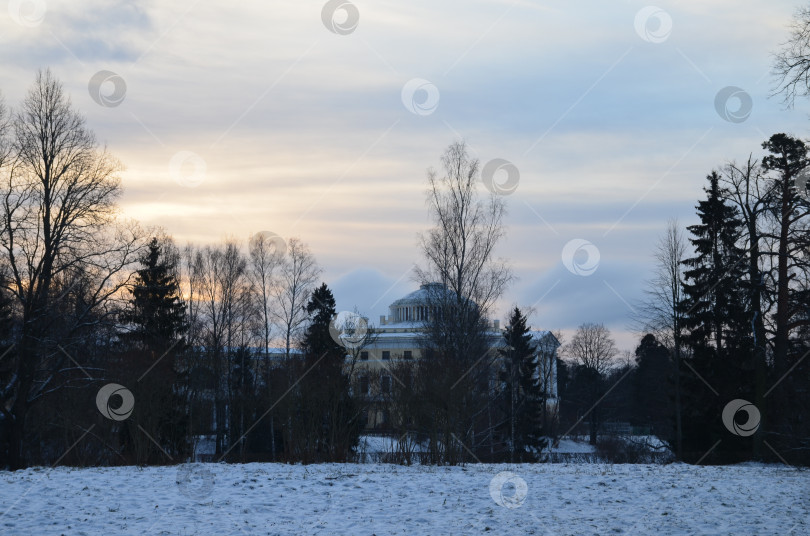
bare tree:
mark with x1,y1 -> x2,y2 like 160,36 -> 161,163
194,242 -> 236,455
721,158 -> 769,356
247,232 -> 284,459
176,240 -> 259,459
179,243 -> 207,456
566,323 -> 617,376
219,241 -> 252,353
272,237 -> 320,358
0,92 -> 11,169
222,242 -> 256,460
0,70 -> 143,468
632,219 -> 686,458
182,244 -> 204,348
416,140 -> 512,318
248,232 -> 284,360
414,140 -> 513,463
720,157 -> 772,457
772,7 -> 810,106
564,323 -> 618,445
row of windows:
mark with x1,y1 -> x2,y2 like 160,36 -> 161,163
360,350 -> 413,361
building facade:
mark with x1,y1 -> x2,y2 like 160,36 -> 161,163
350,283 -> 560,430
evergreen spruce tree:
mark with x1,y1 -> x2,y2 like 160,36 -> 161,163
680,172 -> 750,356
500,307 -> 547,462
303,283 -> 342,359
296,283 -> 359,462
119,237 -> 190,462
121,237 -> 187,351
679,172 -> 754,462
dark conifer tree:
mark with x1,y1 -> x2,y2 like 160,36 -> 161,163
631,334 -> 673,438
295,283 -> 359,462
679,172 -> 754,462
119,237 -> 190,462
680,172 -> 750,355
121,237 -> 187,351
303,283 -> 342,359
499,307 -> 547,462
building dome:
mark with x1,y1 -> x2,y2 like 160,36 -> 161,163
390,282 -> 448,308
386,282 -> 474,324
387,283 -> 441,323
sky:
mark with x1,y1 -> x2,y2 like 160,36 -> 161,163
1,0 -> 809,351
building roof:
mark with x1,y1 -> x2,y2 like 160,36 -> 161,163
390,282 -> 454,308
530,330 -> 561,350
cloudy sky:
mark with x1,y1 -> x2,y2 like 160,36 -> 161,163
2,0 -> 808,350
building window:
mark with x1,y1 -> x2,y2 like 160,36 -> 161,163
360,351 -> 368,361
403,350 -> 412,360
381,375 -> 392,394
382,350 -> 390,360
359,376 -> 369,395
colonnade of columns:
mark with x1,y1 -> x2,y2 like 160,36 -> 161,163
395,305 -> 431,322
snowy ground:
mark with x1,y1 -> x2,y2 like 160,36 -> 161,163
1,462 -> 807,535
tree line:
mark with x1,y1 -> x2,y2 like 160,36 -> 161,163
0,73 -> 557,469
629,134 -> 810,465
0,69 -> 359,468
558,135 -> 810,465
2,56 -> 807,469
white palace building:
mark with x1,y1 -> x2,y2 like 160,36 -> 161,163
350,283 -> 560,430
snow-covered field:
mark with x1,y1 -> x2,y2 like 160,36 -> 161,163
1,462 -> 807,535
